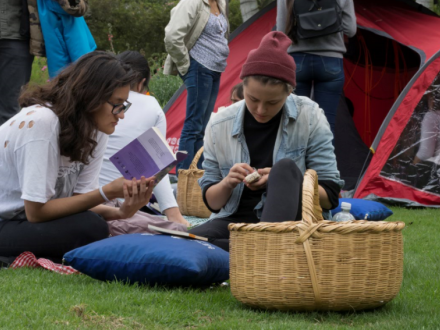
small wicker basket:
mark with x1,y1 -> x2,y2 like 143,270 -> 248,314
177,147 -> 212,218
229,170 -> 405,311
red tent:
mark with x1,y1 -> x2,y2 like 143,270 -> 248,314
164,0 -> 440,207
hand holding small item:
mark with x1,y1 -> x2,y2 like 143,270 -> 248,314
224,163 -> 254,189
245,167 -> 271,191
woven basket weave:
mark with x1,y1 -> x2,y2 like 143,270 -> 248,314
177,147 -> 212,218
229,170 -> 405,311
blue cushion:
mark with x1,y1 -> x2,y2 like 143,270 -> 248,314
63,234 -> 229,286
331,198 -> 393,220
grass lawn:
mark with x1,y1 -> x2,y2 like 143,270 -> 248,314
1,207 -> 439,330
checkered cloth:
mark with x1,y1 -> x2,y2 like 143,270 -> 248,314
183,216 -> 210,227
10,252 -> 79,275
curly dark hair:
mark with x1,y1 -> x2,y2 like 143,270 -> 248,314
19,51 -> 136,164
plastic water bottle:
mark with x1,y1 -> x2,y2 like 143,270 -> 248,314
332,202 -> 355,222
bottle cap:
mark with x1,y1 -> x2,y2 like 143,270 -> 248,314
341,202 -> 351,210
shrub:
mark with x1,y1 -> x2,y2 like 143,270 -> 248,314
86,0 -> 177,58
30,57 -> 49,85
148,53 -> 183,108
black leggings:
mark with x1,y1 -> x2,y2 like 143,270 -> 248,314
0,211 -> 109,263
189,159 -> 303,252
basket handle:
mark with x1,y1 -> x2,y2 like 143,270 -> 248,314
301,169 -> 324,225
189,147 -> 204,170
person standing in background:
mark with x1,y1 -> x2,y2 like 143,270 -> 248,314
0,0 -> 34,125
0,0 -> 93,125
277,0 -> 356,136
164,0 -> 230,171
36,0 -> 95,78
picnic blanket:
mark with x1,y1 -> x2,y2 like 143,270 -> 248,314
184,216 -> 210,227
10,252 -> 79,275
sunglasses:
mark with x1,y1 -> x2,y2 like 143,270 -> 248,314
107,100 -> 132,115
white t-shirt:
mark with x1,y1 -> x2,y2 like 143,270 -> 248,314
99,91 -> 178,212
0,105 -> 108,220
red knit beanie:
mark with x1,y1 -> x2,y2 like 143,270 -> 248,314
240,31 -> 296,87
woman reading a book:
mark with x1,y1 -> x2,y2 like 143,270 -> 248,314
0,52 -> 157,263
189,32 -> 343,251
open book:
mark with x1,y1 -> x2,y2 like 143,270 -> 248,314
110,127 -> 187,184
148,225 -> 208,241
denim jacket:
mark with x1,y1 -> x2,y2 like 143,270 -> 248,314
199,94 -> 344,220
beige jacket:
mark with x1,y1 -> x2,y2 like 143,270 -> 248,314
164,0 -> 229,76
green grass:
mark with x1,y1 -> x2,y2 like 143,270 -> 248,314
30,57 -> 49,86
1,207 -> 439,329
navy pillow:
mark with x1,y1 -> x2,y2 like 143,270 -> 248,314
63,234 -> 229,286
331,198 -> 393,220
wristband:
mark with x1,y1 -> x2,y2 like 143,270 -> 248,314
99,186 -> 111,203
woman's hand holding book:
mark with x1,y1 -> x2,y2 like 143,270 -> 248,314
113,176 -> 155,219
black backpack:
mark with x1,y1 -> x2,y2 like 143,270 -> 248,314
293,0 -> 343,39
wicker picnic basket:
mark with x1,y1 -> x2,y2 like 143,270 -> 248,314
229,170 -> 405,311
177,147 -> 212,218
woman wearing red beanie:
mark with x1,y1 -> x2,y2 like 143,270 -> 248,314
189,32 -> 343,252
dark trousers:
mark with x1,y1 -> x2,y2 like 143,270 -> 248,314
0,39 -> 34,125
189,159 -> 304,252
176,57 -> 221,172
0,211 -> 109,263
290,52 -> 344,136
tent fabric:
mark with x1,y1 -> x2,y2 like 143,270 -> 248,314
352,0 -> 440,206
343,34 -> 419,147
354,56 -> 440,205
164,0 -> 440,206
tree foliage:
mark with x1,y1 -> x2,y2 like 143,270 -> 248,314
86,0 -> 245,57
84,0 -> 246,107
86,0 -> 178,57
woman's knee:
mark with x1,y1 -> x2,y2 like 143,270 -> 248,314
269,159 -> 303,187
272,158 -> 301,174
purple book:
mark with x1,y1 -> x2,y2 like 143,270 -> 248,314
110,127 -> 187,184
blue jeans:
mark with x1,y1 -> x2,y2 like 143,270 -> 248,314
290,53 -> 344,135
177,57 -> 221,172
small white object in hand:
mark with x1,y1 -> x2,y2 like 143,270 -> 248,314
244,170 -> 261,184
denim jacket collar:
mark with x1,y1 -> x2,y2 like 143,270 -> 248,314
231,97 -> 299,138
